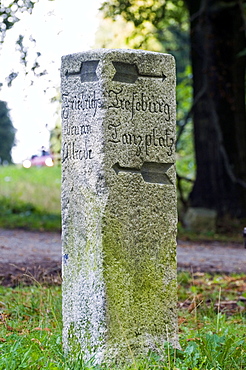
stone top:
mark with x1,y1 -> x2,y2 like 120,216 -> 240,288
61,49 -> 176,182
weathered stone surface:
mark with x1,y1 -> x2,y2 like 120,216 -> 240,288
61,49 -> 178,364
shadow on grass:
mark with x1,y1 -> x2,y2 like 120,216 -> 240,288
0,196 -> 61,232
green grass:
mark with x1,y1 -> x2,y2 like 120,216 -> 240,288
0,165 -> 61,231
0,273 -> 245,369
0,164 -> 244,242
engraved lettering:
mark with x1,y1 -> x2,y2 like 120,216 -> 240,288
62,91 -> 103,118
62,93 -> 69,119
62,89 -> 171,122
65,124 -> 91,135
108,122 -> 175,156
108,88 -> 123,109
107,89 -> 170,120
61,141 -> 93,163
108,122 -> 121,143
164,104 -> 170,121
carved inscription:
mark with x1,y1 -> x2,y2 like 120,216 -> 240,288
62,141 -> 92,163
62,89 -> 171,120
62,92 -> 103,119
61,90 -> 97,163
108,122 -> 174,156
108,88 -> 170,120
64,124 -> 91,135
62,66 -> 174,165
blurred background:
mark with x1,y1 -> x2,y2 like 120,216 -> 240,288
0,0 -> 245,239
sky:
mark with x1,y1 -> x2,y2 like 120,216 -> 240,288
0,0 -> 102,163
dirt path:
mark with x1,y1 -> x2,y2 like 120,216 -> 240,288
177,239 -> 246,274
0,228 -> 61,286
0,228 -> 245,286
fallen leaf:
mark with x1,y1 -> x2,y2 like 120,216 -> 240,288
31,338 -> 44,350
178,317 -> 187,325
0,313 -> 10,322
31,338 -> 42,345
32,327 -> 51,332
186,337 -> 201,342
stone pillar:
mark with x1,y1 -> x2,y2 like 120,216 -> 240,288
61,49 -> 178,364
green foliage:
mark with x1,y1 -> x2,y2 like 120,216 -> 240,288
100,0 -> 189,75
176,66 -> 195,210
0,101 -> 16,164
0,0 -> 37,43
0,165 -> 61,231
14,34 -> 47,82
0,274 -> 245,369
0,0 -> 48,86
176,68 -> 194,178
0,196 -> 60,231
48,90 -> 62,164
99,0 -> 193,211
50,122 -> 62,164
101,0 -> 167,28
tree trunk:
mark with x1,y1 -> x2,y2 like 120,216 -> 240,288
186,0 -> 246,218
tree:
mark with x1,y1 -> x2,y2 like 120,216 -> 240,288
100,0 -> 246,220
185,0 -> 246,219
0,0 -> 39,43
0,101 -> 16,164
100,0 -> 190,76
0,0 -> 47,87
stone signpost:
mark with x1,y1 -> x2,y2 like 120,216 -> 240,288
61,49 -> 178,364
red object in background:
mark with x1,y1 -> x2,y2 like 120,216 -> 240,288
23,151 -> 54,168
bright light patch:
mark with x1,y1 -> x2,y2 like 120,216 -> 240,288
45,157 -> 54,167
22,159 -> 32,168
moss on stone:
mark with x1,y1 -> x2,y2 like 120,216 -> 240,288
102,210 -> 178,358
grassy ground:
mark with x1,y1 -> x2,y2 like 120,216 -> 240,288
0,165 -> 245,368
0,272 -> 245,369
0,165 -> 61,232
0,164 -> 244,241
